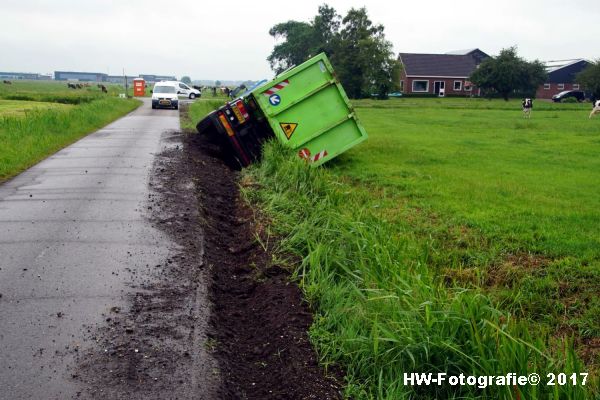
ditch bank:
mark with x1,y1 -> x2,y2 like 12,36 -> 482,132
73,106 -> 341,398
184,110 -> 343,399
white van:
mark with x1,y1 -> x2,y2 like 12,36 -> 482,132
162,81 -> 201,99
151,83 -> 179,110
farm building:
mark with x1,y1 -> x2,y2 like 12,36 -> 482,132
0,72 -> 51,80
139,74 -> 177,83
535,59 -> 591,99
398,49 -> 489,96
54,71 -> 108,82
106,75 -> 136,85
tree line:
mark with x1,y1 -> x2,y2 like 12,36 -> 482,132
267,5 -> 400,99
268,6 -> 600,101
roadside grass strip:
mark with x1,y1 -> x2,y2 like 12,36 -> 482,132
0,98 -> 140,181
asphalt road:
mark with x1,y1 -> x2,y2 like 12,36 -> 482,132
0,99 -> 213,399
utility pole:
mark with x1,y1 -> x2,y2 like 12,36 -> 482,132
123,68 -> 129,98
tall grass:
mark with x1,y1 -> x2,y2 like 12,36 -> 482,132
243,141 -> 594,399
0,98 -> 140,181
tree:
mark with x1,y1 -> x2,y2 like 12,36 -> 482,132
267,21 -> 315,74
331,7 -> 398,99
215,80 -> 221,87
311,4 -> 341,57
577,60 -> 600,100
267,5 -> 398,98
469,47 -> 547,100
181,76 -> 192,84
267,6 -> 341,74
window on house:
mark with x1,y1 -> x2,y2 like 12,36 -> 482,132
558,83 -> 564,90
412,80 -> 429,92
544,83 -> 551,90
400,80 -> 404,92
453,81 -> 462,91
573,84 -> 580,90
464,82 -> 472,91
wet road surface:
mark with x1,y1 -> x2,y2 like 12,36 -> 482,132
0,99 -> 215,399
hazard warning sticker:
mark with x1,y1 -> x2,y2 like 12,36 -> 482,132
279,122 -> 298,140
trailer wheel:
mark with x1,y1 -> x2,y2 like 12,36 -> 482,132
189,93 -> 196,100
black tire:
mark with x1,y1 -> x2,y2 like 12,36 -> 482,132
189,93 -> 196,100
174,105 -> 179,110
152,104 -> 156,109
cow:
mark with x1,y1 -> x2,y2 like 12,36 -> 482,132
522,98 -> 533,118
3,80 -> 12,84
68,83 -> 77,89
99,84 -> 108,93
590,100 -> 600,119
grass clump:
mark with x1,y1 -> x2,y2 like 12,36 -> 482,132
243,141 -> 595,399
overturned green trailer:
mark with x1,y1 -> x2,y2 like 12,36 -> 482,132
196,53 -> 368,168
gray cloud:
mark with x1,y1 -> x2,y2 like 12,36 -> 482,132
1,0 -> 598,80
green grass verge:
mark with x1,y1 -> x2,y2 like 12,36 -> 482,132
0,97 -> 140,181
0,99 -> 73,116
244,141 -> 595,399
180,98 -> 228,131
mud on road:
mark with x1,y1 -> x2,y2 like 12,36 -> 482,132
74,107 -> 342,399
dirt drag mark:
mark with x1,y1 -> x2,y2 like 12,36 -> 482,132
74,130 -> 219,399
185,110 -> 342,398
73,104 -> 342,398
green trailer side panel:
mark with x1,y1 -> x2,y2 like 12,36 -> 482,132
251,53 -> 367,165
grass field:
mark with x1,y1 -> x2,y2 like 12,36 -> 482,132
188,96 -> 600,398
0,80 -> 140,181
336,98 -> 600,339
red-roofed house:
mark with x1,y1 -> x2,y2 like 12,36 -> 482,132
398,49 -> 489,96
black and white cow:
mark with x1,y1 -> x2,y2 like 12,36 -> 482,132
522,98 -> 533,118
589,100 -> 600,119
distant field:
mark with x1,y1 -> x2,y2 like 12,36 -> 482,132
0,80 -> 140,181
0,79 -> 146,102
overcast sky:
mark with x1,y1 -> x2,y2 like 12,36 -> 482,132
1,0 -> 598,81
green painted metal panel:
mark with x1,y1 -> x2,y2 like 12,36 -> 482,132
250,53 -> 367,165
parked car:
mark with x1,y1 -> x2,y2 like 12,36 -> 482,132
151,83 -> 179,109
161,81 -> 201,99
552,90 -> 585,102
370,92 -> 403,99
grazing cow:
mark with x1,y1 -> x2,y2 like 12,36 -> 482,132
99,84 -> 107,93
590,100 -> 600,119
68,83 -> 77,89
3,80 -> 12,84
522,98 -> 533,118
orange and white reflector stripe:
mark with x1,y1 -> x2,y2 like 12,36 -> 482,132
263,80 -> 289,96
298,148 -> 311,160
311,150 -> 328,162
